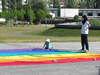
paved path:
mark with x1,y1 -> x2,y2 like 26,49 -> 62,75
56,22 -> 79,25
0,42 -> 100,75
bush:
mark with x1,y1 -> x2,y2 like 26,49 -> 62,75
47,14 -> 52,19
73,15 -> 79,20
65,17 -> 68,20
0,21 -> 6,26
78,22 -> 82,26
89,19 -> 100,26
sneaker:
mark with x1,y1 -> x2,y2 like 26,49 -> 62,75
86,49 -> 89,51
79,49 -> 85,52
79,49 -> 84,51
81,50 -> 86,52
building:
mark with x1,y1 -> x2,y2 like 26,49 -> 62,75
0,0 -> 12,12
51,8 -> 100,18
51,8 -> 60,17
79,9 -> 100,17
1,0 -> 100,18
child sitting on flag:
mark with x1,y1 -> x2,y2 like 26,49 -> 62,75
43,39 -> 52,50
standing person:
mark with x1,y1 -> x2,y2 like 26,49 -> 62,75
81,15 -> 91,51
16,21 -> 17,26
24,21 -> 25,26
13,22 -> 15,26
27,22 -> 29,27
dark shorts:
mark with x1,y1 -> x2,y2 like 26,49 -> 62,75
45,47 -> 48,49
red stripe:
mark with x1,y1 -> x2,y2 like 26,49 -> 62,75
0,57 -> 100,66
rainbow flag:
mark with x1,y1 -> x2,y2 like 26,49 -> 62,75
0,48 -> 100,66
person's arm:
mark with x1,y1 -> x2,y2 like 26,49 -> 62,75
43,44 -> 45,50
85,23 -> 91,30
48,43 -> 50,50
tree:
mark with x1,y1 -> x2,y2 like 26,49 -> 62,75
75,1 -> 79,8
27,0 -> 32,9
47,14 -> 52,19
53,0 -> 60,8
0,13 -> 1,17
32,0 -> 50,22
10,0 -> 17,10
18,9 -> 26,20
66,0 -> 79,8
65,0 -> 68,8
32,0 -> 50,14
2,0 -> 7,11
27,0 -> 35,25
48,1 -> 51,8
85,0 -> 95,8
10,0 -> 25,22
17,0 -> 23,10
27,9 -> 36,25
11,0 -> 23,10
79,0 -> 87,8
0,11 -> 11,24
36,10 -> 46,23
95,0 -> 100,8
9,10 -> 19,22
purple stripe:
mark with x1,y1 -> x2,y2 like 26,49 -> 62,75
0,48 -> 43,51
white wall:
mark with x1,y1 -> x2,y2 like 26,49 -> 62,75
60,8 -> 79,17
0,18 -> 6,22
22,0 -> 27,5
50,12 -> 55,18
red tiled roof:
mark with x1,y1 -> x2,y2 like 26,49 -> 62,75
50,0 -> 65,2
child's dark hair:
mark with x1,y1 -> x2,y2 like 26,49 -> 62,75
82,15 -> 88,24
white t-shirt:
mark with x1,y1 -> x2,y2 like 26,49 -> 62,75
81,21 -> 89,34
27,22 -> 29,25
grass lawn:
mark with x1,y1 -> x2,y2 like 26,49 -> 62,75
0,25 -> 47,33
27,28 -> 100,37
0,25 -> 100,43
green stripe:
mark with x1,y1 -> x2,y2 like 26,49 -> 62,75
0,52 -> 82,57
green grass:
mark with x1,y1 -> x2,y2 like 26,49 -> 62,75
0,25 -> 48,33
34,28 -> 100,37
0,26 -> 100,43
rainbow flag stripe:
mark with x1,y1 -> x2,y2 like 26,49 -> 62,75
0,48 -> 100,66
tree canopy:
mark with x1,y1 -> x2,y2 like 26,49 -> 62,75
53,0 -> 60,8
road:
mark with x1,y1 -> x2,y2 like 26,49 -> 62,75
0,42 -> 100,75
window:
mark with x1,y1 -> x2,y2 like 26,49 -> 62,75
93,11 -> 97,16
97,11 -> 100,16
7,5 -> 9,7
88,11 -> 92,16
54,10 -> 57,16
98,11 -> 100,13
79,13 -> 83,16
51,10 -> 54,13
98,13 -> 100,16
79,10 -> 83,16
83,11 -> 87,16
